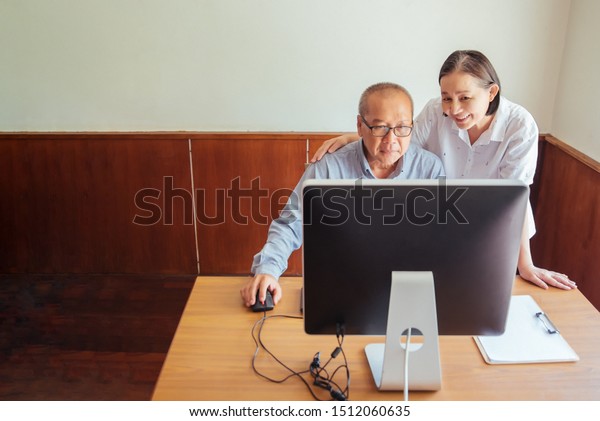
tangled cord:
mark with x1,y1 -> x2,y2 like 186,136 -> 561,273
251,313 -> 349,401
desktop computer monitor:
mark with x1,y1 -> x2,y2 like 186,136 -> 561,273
301,179 -> 529,390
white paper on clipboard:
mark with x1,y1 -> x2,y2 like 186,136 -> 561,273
474,295 -> 579,364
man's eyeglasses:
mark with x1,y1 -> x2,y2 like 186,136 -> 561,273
360,115 -> 413,137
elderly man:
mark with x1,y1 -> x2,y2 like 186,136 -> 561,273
241,82 -> 444,307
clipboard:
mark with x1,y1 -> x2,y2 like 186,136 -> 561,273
474,295 -> 579,364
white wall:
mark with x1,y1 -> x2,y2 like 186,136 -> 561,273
552,0 -> 600,162
0,0 -> 569,133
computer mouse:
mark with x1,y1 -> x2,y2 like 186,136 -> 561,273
252,290 -> 274,312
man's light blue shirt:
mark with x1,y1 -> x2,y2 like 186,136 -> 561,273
251,140 -> 445,278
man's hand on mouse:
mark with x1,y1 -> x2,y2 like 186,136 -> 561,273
241,274 -> 282,307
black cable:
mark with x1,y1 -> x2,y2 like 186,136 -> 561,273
251,313 -> 326,400
251,311 -> 350,401
308,341 -> 349,400
316,326 -> 350,400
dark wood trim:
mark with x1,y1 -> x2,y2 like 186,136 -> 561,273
532,134 -> 600,310
542,134 -> 600,172
0,131 -> 339,141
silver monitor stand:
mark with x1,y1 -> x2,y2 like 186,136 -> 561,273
365,271 -> 442,391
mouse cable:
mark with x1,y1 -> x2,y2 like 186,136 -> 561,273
251,312 -> 349,401
256,313 -> 349,401
251,313 -> 327,400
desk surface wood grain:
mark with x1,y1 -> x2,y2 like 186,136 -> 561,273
152,276 -> 600,401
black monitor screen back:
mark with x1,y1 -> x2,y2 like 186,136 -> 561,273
302,179 -> 528,336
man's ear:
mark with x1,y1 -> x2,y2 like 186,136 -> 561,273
356,114 -> 363,135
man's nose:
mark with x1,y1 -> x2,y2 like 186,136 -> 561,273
382,128 -> 398,142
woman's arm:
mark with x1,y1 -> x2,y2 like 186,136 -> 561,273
310,133 -> 359,162
517,212 -> 577,290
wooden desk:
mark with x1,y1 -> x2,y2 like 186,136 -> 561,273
152,276 -> 600,400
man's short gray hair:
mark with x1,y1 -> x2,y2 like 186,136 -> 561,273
358,82 -> 414,118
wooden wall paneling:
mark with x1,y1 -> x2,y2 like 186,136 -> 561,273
0,134 -> 197,274
191,134 -> 332,275
529,136 -> 547,211
531,136 -> 600,310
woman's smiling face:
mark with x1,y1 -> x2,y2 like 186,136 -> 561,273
439,71 -> 499,134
